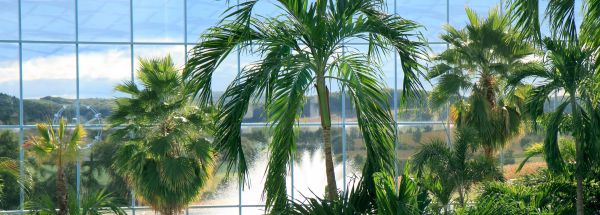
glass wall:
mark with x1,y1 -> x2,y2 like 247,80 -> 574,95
0,0 -> 551,214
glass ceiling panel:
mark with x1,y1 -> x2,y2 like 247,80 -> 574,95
22,0 -> 76,41
0,0 -> 19,40
133,0 -> 185,42
79,0 -> 131,42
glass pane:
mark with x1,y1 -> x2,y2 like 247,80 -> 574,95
398,0 -> 447,42
397,124 -> 451,169
398,44 -> 446,122
22,0 -> 75,41
133,0 -> 184,42
79,128 -> 130,207
187,207 -> 239,215
0,129 -> 21,210
0,0 -> 19,40
78,0 -> 130,42
134,45 -> 185,73
345,125 -> 365,185
186,0 -> 225,42
192,165 -> 239,206
0,43 -> 20,125
242,206 -> 267,215
22,43 -> 76,124
293,126 -> 343,201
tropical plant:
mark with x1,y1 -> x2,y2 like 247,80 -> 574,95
428,7 -> 537,159
28,189 -> 126,215
373,167 -> 429,215
109,56 -> 215,215
24,118 -> 87,215
507,1 -> 600,213
506,37 -> 600,215
184,0 -> 427,211
412,127 -> 503,212
0,158 -> 20,200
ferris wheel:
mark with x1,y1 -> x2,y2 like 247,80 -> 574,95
52,104 -> 103,149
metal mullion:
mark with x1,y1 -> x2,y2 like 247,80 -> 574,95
129,0 -> 136,214
393,0 -> 399,186
75,0 -> 82,207
18,0 -> 25,212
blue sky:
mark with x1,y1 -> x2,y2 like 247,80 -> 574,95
0,0 -> 572,99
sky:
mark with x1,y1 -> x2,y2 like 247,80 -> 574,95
0,0 -> 568,99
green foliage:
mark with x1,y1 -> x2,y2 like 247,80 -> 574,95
27,189 -> 126,215
286,168 -> 428,215
286,179 -> 374,215
0,130 -> 21,209
185,0 -> 428,210
110,56 -> 215,215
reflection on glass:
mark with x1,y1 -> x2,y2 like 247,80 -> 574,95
22,0 -> 75,41
0,43 -> 19,125
241,127 -> 269,204
345,125 -> 365,183
293,126 -> 343,201
79,0 -> 130,42
133,0 -> 184,42
22,44 -> 76,124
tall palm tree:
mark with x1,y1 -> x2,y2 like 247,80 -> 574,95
184,0 -> 427,210
109,56 -> 215,215
507,38 -> 600,215
428,7 -> 537,159
412,127 -> 503,212
507,1 -> 600,213
25,118 -> 87,215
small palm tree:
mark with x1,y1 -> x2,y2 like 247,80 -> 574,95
28,189 -> 126,215
412,127 -> 503,212
184,0 -> 427,210
428,7 -> 537,158
25,118 -> 87,215
109,56 -> 215,215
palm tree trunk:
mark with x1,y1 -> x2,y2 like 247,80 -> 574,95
315,78 -> 338,199
57,156 -> 68,215
570,95 -> 584,215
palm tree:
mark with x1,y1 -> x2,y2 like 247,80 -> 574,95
184,0 -> 427,210
428,7 -> 537,159
412,127 -> 503,212
507,1 -> 600,213
109,56 -> 215,215
25,118 -> 87,215
506,37 -> 600,215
